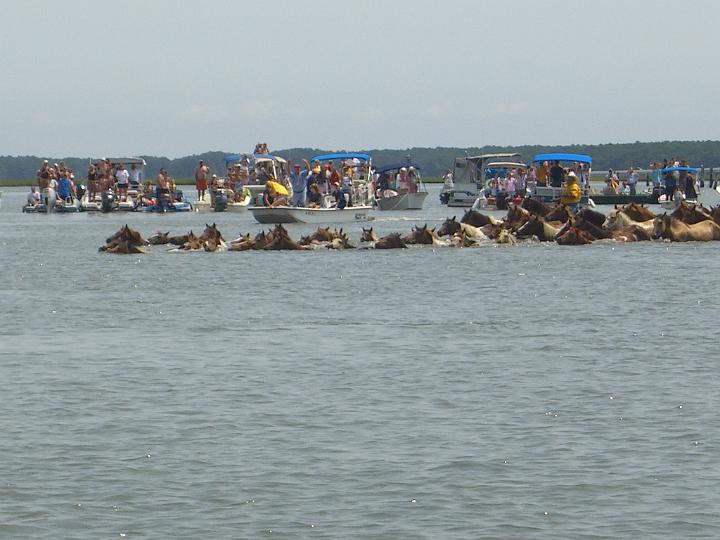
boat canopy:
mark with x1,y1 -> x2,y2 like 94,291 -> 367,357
225,153 -> 287,166
662,167 -> 699,173
97,157 -> 146,166
484,161 -> 528,169
376,163 -> 421,174
533,153 -> 592,164
311,153 -> 371,162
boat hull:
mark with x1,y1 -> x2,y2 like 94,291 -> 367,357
250,205 -> 374,224
589,194 -> 655,205
376,192 -> 428,211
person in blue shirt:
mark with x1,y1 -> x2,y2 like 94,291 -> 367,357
57,173 -> 74,202
289,163 -> 308,207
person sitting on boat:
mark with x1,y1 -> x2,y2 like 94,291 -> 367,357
26,186 -> 40,207
604,169 -> 619,194
560,171 -> 582,211
142,180 -> 155,206
306,182 -> 322,208
331,182 -> 352,209
57,171 -> 75,202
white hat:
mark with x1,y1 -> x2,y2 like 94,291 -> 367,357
400,167 -> 407,171
567,171 -> 577,180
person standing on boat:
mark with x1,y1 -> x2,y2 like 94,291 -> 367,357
627,166 -> 639,195
289,163 -> 307,207
195,160 -> 209,202
536,161 -> 549,186
129,163 -> 142,191
115,164 -> 130,201
549,161 -> 565,188
442,169 -> 454,188
560,171 -> 582,211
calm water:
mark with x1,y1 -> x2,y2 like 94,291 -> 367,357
1,185 -> 720,539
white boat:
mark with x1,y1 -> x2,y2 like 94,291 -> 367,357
377,191 -> 428,211
374,161 -> 428,211
195,188 -> 252,213
444,153 -> 523,207
250,204 -> 373,224
657,166 -> 702,210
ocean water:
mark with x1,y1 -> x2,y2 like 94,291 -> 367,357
1,185 -> 720,539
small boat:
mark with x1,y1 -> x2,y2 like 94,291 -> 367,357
587,192 -> 656,206
250,152 -> 374,224
374,162 -> 428,211
195,189 -> 252,213
444,153 -> 524,207
250,205 -> 373,224
527,152 -> 592,206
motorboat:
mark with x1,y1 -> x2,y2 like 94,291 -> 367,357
249,152 -> 374,224
527,152 -> 592,205
251,204 -> 373,224
443,153 -> 523,207
374,162 -> 428,211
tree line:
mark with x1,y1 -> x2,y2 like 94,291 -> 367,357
2,140 -> 720,181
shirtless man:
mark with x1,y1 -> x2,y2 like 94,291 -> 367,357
156,168 -> 171,211
195,160 -> 209,202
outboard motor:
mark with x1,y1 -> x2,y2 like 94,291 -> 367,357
215,189 -> 228,211
76,184 -> 86,201
496,192 -> 508,210
101,190 -> 115,213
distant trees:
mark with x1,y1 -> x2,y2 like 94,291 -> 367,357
3,140 -> 720,181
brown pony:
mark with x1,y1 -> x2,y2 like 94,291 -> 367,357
148,231 -> 170,245
652,213 -> 720,242
620,202 -> 656,222
264,224 -> 306,250
504,205 -> 531,231
544,204 -> 572,223
360,227 -> 378,244
300,226 -> 334,245
516,215 -> 562,241
522,197 -> 551,216
229,233 -> 254,251
374,232 -> 407,249
402,224 -> 445,246
461,209 -> 497,227
556,226 -> 594,245
101,225 -> 147,253
179,231 -> 203,250
670,201 -> 713,225
436,217 -> 488,240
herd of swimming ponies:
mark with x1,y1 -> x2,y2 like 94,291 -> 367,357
99,200 -> 720,254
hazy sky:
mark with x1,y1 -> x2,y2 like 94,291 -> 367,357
1,0 -> 717,157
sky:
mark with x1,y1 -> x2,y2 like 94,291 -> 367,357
1,0 -> 718,157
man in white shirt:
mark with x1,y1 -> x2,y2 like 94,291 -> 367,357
115,164 -> 130,201
129,163 -> 142,191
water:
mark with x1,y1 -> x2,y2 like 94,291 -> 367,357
1,185 -> 720,539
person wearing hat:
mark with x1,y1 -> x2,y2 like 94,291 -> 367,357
195,160 -> 209,202
560,171 -> 582,211
289,162 -> 308,207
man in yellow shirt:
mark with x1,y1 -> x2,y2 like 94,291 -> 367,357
560,171 -> 582,211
